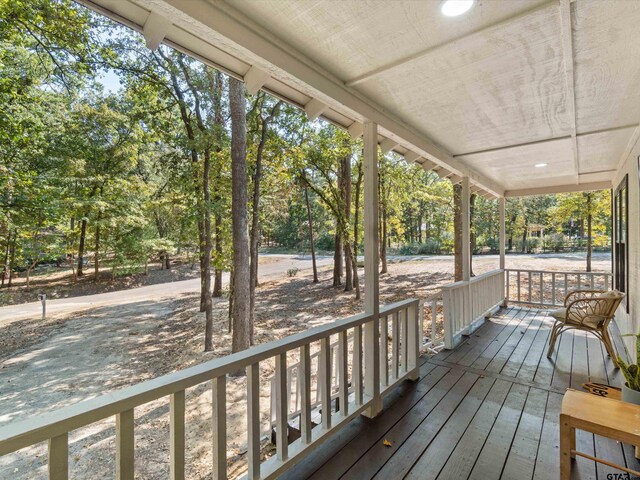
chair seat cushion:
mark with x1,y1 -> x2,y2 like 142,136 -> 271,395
550,307 -> 600,328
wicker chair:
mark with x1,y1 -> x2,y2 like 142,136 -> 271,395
547,290 -> 625,360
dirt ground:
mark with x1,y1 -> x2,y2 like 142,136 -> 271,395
0,253 -> 610,479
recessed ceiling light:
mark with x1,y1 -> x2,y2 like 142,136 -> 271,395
441,0 -> 474,17
535,163 -> 548,168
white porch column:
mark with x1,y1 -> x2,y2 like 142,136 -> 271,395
499,196 -> 507,306
461,177 -> 471,282
363,121 -> 381,417
499,197 -> 506,270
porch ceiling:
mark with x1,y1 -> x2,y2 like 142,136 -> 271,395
81,0 -> 640,197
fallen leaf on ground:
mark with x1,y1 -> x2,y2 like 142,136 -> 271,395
383,439 -> 393,447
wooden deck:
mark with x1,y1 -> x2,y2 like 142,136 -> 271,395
280,306 -> 640,480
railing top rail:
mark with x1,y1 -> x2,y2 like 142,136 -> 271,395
504,268 -> 612,276
469,268 -> 504,283
441,268 -> 504,291
0,298 -> 418,456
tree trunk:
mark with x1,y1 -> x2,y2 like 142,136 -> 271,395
202,148 -> 214,352
586,194 -> 592,272
304,184 -> 319,283
453,183 -> 463,281
333,229 -> 342,287
198,215 -> 206,312
230,77 -> 252,354
94,223 -> 100,280
521,218 -> 528,253
1,230 -> 11,287
213,212 -> 223,297
77,217 -> 87,277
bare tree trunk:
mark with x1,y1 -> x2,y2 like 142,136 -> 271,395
521,217 -> 528,253
213,211 -> 223,297
304,184 -> 319,283
94,223 -> 100,280
197,217 -> 206,311
333,229 -> 343,287
1,230 -> 11,287
202,148 -> 214,351
230,77 -> 252,353
453,183 -> 463,281
77,217 -> 87,277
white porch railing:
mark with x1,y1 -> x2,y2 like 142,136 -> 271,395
505,269 -> 613,307
0,299 -> 420,480
269,299 -> 422,433
442,269 -> 505,349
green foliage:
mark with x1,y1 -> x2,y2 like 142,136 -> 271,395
618,334 -> 640,391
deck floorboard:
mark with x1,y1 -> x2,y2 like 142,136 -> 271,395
284,307 -> 639,480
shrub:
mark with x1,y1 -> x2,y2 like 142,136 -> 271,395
287,268 -> 298,277
544,233 -> 565,253
526,237 -> 540,253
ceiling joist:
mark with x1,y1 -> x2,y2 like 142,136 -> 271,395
379,138 -> 399,155
244,66 -> 270,95
559,0 -> 579,183
304,98 -> 328,121
142,11 -> 171,50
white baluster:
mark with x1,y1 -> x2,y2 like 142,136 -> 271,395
247,364 -> 260,479
212,376 -> 227,479
353,325 -> 363,406
116,409 -> 135,480
48,433 -> 68,480
275,353 -> 288,461
170,391 -> 185,480
338,331 -> 348,416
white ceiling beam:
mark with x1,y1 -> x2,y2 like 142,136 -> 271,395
453,124 -> 638,158
344,2 -> 553,87
304,98 -> 328,121
142,11 -> 171,50
559,0 -> 579,183
505,181 -> 612,198
144,0 -> 504,197
348,121 -> 364,139
379,138 -> 399,155
244,65 -> 270,95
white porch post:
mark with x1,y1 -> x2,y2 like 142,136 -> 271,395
461,177 -> 471,282
363,121 -> 381,417
499,196 -> 507,306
